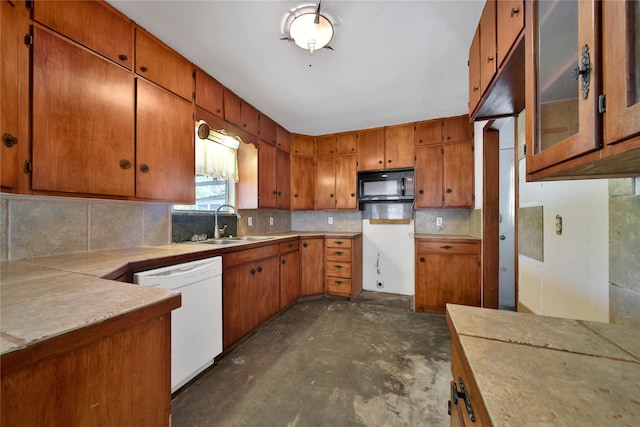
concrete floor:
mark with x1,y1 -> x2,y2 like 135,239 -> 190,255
171,291 -> 452,426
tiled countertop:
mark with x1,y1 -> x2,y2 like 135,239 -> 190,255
0,232 -> 359,356
446,304 -> 640,425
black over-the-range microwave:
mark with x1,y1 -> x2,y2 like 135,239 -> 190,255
357,168 -> 415,202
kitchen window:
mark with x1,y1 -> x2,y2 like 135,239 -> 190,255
174,123 -> 239,211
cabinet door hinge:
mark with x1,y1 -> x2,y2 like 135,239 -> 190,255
24,160 -> 32,174
192,70 -> 196,79
24,33 -> 33,47
598,94 -> 606,113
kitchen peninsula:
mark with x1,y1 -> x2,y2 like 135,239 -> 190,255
447,304 -> 640,426
0,232 -> 360,426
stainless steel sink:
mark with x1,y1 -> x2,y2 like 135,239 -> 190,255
226,236 -> 273,242
196,236 -> 273,245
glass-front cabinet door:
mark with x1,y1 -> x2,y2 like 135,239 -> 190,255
525,0 -> 601,174
603,0 -> 640,146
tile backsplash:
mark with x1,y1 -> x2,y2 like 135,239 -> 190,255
1,193 -> 171,260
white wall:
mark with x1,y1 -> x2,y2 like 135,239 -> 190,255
518,159 -> 609,322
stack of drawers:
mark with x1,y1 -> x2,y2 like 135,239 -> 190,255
325,238 -> 353,298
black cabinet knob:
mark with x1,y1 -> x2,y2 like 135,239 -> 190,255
139,66 -> 148,72
257,266 -> 263,273
118,54 -> 128,61
139,164 -> 150,173
303,243 -> 308,248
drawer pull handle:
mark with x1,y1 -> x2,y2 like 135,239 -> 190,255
288,243 -> 294,248
441,245 -> 453,250
335,251 -> 343,255
334,280 -> 343,285
510,6 -> 520,17
334,241 -> 344,245
335,265 -> 344,269
452,378 -> 475,422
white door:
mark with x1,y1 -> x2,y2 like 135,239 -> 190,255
499,121 -> 516,309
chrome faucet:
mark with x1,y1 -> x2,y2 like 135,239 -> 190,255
214,204 -> 241,239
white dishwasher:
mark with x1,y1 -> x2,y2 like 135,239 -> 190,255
134,256 -> 222,393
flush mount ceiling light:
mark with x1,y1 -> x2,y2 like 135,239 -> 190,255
281,2 -> 335,55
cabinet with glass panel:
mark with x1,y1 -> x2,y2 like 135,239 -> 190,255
525,0 -> 640,181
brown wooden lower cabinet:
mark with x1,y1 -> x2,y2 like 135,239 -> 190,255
449,336 -> 490,426
325,235 -> 363,301
279,240 -> 300,309
222,245 -> 279,349
415,238 -> 481,314
300,237 -> 325,296
0,299 -> 178,427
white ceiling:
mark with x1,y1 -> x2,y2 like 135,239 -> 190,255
107,1 -> 484,136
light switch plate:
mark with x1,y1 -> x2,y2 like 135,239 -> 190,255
269,217 -> 274,226
328,216 -> 334,225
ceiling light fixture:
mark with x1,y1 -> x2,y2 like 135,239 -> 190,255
281,2 -> 335,55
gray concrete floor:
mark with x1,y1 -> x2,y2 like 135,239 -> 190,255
172,291 -> 452,426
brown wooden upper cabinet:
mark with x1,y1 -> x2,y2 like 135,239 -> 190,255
316,135 -> 337,157
523,0 -> 640,180
33,0 -> 134,70
468,0 -> 525,120
290,155 -> 315,210
291,134 -> 315,157
259,114 -> 278,145
336,132 -> 357,154
525,0 -> 601,176
384,123 -> 415,169
479,0 -> 497,96
195,69 -> 224,118
414,115 -> 474,209
223,90 -> 259,137
468,26 -> 482,115
497,0 -> 524,68
356,128 -> 385,171
415,115 -> 473,146
136,79 -> 195,203
276,125 -> 291,153
357,126 -> 413,171
135,28 -> 193,101
223,88 -> 241,127
1,1 -> 29,193
240,102 -> 259,136
31,27 -> 136,197
602,0 -> 640,148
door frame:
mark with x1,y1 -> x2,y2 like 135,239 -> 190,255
482,119 -> 519,310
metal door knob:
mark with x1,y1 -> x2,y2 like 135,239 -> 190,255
499,234 -> 506,240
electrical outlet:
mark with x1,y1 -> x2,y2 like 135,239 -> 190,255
248,217 -> 253,227
436,217 -> 443,227
269,217 -> 274,226
328,216 -> 333,225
